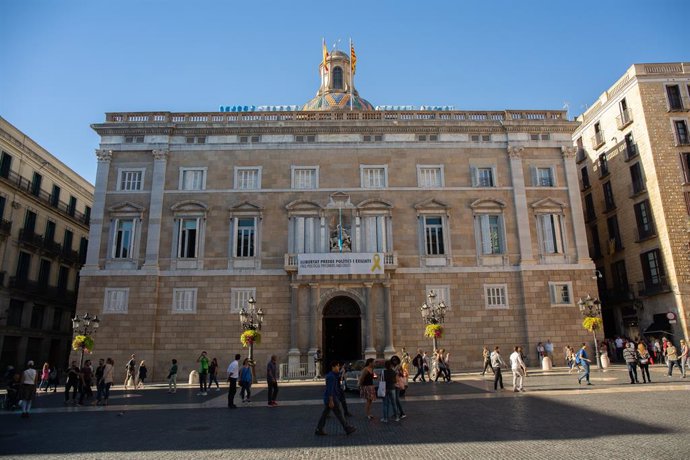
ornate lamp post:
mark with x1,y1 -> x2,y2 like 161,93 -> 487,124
578,294 -> 603,370
239,296 -> 264,383
420,290 -> 447,351
71,313 -> 100,367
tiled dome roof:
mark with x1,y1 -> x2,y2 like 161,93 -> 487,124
303,92 -> 374,111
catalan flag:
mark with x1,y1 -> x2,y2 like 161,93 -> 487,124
350,41 -> 357,75
322,38 -> 329,72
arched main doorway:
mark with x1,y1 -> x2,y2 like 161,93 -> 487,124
322,296 -> 362,366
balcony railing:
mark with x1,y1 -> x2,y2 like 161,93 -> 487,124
637,276 -> 671,297
9,276 -> 77,305
616,109 -> 633,129
284,252 -> 398,272
602,286 -> 635,304
591,131 -> 605,149
0,169 -> 90,226
623,144 -> 638,161
18,228 -> 83,265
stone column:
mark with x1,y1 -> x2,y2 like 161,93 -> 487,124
507,146 -> 534,264
142,150 -> 168,270
383,282 -> 396,357
83,149 -> 112,270
363,283 -> 376,359
562,146 -> 591,263
288,283 -> 301,375
307,283 -> 319,375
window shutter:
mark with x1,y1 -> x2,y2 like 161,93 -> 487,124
541,215 -> 555,253
470,166 -> 477,187
550,167 -> 556,187
480,215 -> 492,254
553,215 -> 564,253
530,166 -> 538,186
491,167 -> 497,187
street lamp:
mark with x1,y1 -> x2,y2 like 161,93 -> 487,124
577,294 -> 603,370
71,312 -> 101,367
420,290 -> 447,351
239,296 -> 264,383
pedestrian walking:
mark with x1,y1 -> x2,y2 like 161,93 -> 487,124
481,346 -> 493,376
227,353 -> 240,408
381,360 -> 400,423
358,358 -> 376,420
136,360 -> 147,389
124,354 -> 136,389
47,366 -> 58,393
412,349 -> 426,382
422,351 -> 431,381
239,358 -> 252,403
314,361 -> 356,436
623,342 -> 640,384
680,339 -> 688,378
266,355 -> 279,407
509,346 -> 527,392
653,338 -> 662,364
665,341 -> 681,377
490,346 -> 506,391
167,359 -> 178,393
615,336 -> 624,362
576,343 -> 592,385
18,360 -> 38,418
637,343 -> 652,383
545,339 -> 555,363
64,361 -> 80,404
196,351 -> 210,396
209,358 -> 221,391
95,359 -> 105,404
101,358 -> 114,406
38,363 -> 50,391
78,360 -> 94,405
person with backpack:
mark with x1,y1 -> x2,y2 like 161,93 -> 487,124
239,358 -> 253,403
576,343 -> 592,385
412,349 -> 425,382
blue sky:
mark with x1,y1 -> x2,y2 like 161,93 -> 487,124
1,0 -> 688,184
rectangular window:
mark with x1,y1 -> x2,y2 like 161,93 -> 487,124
112,219 -> 135,258
640,249 -> 665,289
292,167 -> 318,189
295,135 -> 316,143
234,167 -> 261,190
24,210 -> 37,234
471,167 -> 495,187
685,191 -> 690,215
611,260 -> 629,293
57,266 -> 69,291
603,181 -> 616,211
31,172 -> 42,196
607,216 -> 623,252
533,167 -> 555,187
477,214 -> 504,254
634,200 -> 655,240
423,216 -> 445,255
30,305 -> 44,329
44,221 -> 56,243
50,185 -> 61,207
590,224 -> 602,258
37,259 -> 51,287
363,215 -> 388,252
630,163 -> 645,195
118,169 -> 144,191
68,196 -> 76,216
363,134 -> 383,143
584,194 -> 596,222
624,133 -> 637,160
7,299 -> 24,327
16,251 -> 31,281
239,135 -> 261,143
592,122 -> 604,148
471,134 -> 491,142
124,136 -> 144,143
84,206 -> 91,224
549,282 -> 572,305
485,284 -> 508,309
581,166 -> 590,189
667,85 -> 683,110
230,288 -> 256,313
675,120 -> 689,145
418,166 -> 443,188
180,168 -> 206,190
52,309 -> 63,332
235,218 -> 256,257
63,230 -> 73,252
104,288 -> 129,314
425,285 -> 451,309
291,216 -> 318,253
681,153 -> 690,183
177,218 -> 199,258
0,195 -> 5,220
0,151 -> 12,178
361,166 -> 387,188
599,153 -> 609,177
538,214 -> 564,254
172,288 -> 197,314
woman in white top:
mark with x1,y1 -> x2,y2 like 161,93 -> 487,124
19,360 -> 38,418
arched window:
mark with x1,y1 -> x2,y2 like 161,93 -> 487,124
332,67 -> 343,90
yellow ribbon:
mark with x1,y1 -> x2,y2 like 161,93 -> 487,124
371,253 -> 383,272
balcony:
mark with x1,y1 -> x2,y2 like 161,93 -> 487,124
0,169 -> 90,226
9,276 -> 77,305
637,276 -> 671,297
629,180 -> 647,197
284,252 -> 398,272
18,229 -> 82,266
576,148 -> 587,164
616,109 -> 633,130
602,285 -> 635,304
635,226 -> 657,242
591,131 -> 605,150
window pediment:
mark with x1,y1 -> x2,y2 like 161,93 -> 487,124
531,197 -> 567,213
357,198 -> 393,210
228,201 -> 263,218
470,198 -> 506,212
414,198 -> 450,215
326,192 -> 354,209
171,200 -> 208,217
285,199 -> 322,212
108,201 -> 145,216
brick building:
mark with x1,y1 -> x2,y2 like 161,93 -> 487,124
79,50 -> 595,379
573,62 -> 690,341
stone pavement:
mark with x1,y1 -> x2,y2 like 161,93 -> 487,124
1,364 -> 689,459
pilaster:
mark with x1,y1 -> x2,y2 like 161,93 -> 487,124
83,149 -> 112,270
142,150 -> 168,270
507,146 -> 535,264
383,282 -> 395,356
363,283 -> 376,358
562,146 -> 591,263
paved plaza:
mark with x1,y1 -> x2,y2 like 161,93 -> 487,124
1,364 -> 689,459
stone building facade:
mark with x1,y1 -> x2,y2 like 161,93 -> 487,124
79,51 -> 595,379
573,62 -> 690,341
0,116 -> 94,371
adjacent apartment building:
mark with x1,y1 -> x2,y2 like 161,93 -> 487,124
79,50 -> 595,379
573,62 -> 690,341
0,116 -> 94,371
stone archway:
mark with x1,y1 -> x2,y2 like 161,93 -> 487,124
322,296 -> 362,366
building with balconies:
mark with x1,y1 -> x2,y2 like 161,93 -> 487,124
78,50 -> 595,379
0,116 -> 94,372
573,62 -> 690,341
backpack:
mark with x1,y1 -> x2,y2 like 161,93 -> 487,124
413,355 -> 421,367
575,350 -> 582,364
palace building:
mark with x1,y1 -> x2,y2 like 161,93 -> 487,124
79,49 -> 595,379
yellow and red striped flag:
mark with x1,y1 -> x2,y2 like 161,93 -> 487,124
350,41 -> 357,75
322,38 -> 329,72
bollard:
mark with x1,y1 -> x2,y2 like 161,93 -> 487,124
188,370 -> 199,385
541,356 -> 553,371
600,353 -> 610,369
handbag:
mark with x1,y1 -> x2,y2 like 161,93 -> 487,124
377,379 -> 386,398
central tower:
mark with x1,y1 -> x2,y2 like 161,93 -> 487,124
303,49 -> 374,110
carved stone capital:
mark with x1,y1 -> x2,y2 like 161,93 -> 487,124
507,145 -> 524,159
95,149 -> 112,162
152,149 -> 168,161
561,145 -> 578,159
